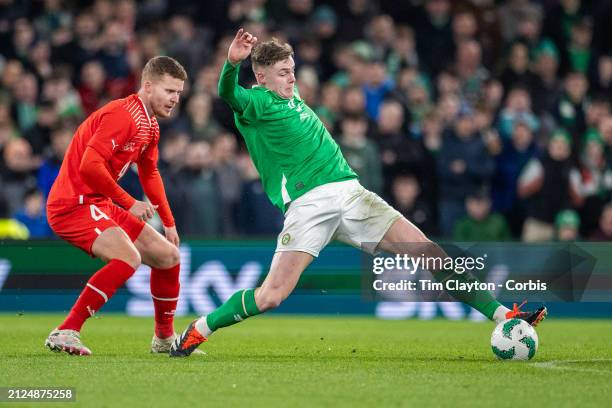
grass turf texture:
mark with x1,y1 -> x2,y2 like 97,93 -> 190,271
1,314 -> 611,407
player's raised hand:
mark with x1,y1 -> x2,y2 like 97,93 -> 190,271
228,28 -> 257,65
129,200 -> 158,221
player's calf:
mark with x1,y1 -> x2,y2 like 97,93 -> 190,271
254,287 -> 285,312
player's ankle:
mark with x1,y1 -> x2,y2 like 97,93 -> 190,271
195,316 -> 213,338
154,325 -> 174,339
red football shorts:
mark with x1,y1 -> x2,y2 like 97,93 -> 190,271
47,201 -> 146,256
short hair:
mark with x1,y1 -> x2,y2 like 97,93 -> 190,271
251,38 -> 294,68
142,56 -> 187,81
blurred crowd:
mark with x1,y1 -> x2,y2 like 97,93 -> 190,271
1,0 -> 612,242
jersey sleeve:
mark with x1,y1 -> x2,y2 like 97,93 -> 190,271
87,108 -> 137,160
137,141 -> 175,227
218,59 -> 268,123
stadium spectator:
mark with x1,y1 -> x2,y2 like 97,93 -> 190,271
375,100 -> 432,199
555,209 -> 581,241
498,0 -> 542,43
571,130 -> 612,236
415,0 -> 453,76
77,60 -> 109,116
236,153 -> 283,236
212,132 -> 242,235
518,129 -> 578,241
0,193 -> 29,240
389,172 -> 437,237
454,39 -> 489,106
592,53 -> 612,95
499,41 -> 538,93
179,92 -> 222,142
23,99 -> 58,156
37,126 -> 71,199
0,137 -> 39,215
169,140 -> 221,236
338,114 -> 382,195
589,203 -> 612,241
13,187 -> 52,238
530,39 -> 561,115
453,188 -> 512,242
497,86 -> 539,139
436,107 -> 494,236
340,85 -> 376,137
492,120 -> 539,236
11,71 -> 39,132
552,71 -> 589,152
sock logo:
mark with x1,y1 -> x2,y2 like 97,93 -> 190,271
233,314 -> 243,322
86,306 -> 96,317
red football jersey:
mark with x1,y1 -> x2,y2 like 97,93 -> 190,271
49,94 -> 160,206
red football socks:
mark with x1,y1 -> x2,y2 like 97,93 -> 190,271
150,264 -> 180,339
59,259 -> 136,332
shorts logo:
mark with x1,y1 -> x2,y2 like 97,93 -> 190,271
281,233 -> 291,245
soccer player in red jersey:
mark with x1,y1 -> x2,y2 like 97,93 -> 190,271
44,56 -> 187,356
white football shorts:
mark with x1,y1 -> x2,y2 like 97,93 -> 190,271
275,179 -> 402,257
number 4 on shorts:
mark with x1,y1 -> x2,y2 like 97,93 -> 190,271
90,204 -> 110,221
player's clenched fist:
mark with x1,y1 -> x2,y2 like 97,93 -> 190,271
129,200 -> 158,221
228,28 -> 258,65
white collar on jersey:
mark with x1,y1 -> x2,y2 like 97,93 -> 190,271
137,96 -> 153,126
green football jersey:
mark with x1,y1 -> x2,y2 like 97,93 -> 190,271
218,60 -> 357,212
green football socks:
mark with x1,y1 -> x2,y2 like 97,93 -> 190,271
205,288 -> 262,331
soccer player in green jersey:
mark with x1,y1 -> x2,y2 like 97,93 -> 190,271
170,29 -> 547,357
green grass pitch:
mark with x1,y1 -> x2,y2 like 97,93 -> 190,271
1,314 -> 611,407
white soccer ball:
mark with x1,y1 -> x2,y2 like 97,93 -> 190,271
491,318 -> 538,360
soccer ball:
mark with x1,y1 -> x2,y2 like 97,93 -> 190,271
491,319 -> 538,360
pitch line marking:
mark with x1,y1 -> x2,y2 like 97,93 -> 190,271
530,358 -> 612,373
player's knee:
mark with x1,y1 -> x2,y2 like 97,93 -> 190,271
152,243 -> 180,269
120,249 -> 142,269
163,244 -> 181,268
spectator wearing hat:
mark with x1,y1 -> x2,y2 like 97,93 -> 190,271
555,209 -> 580,241
453,188 -> 511,242
530,39 -> 562,116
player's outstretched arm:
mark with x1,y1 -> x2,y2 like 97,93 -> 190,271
218,28 -> 258,113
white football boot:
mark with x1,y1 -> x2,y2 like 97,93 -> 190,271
45,328 -> 92,356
